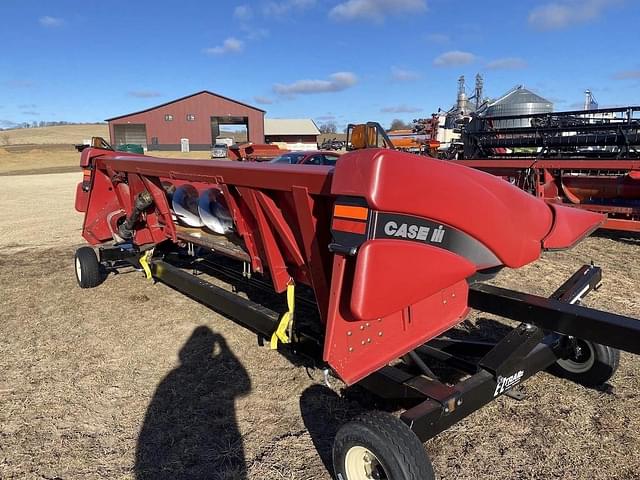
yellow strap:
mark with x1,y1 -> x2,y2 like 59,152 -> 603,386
139,249 -> 153,280
270,281 -> 295,349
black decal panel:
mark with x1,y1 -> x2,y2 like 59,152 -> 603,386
371,212 -> 501,269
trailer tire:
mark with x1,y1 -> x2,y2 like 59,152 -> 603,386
74,247 -> 104,289
332,411 -> 434,480
548,339 -> 620,387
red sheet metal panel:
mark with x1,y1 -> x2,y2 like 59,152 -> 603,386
331,149 -> 554,268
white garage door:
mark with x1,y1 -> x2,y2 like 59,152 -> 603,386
113,124 -> 147,148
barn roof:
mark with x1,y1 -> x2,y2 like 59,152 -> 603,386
264,118 -> 320,136
105,90 -> 266,121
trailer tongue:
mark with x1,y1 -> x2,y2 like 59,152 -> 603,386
75,138 -> 640,480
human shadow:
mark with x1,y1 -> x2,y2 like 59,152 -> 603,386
135,326 -> 251,480
299,384 -> 378,477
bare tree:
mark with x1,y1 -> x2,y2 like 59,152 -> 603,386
0,133 -> 10,146
319,121 -> 337,134
389,119 -> 411,131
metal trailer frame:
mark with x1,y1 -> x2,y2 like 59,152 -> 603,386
100,242 -> 640,447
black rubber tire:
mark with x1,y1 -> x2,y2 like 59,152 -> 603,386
548,340 -> 620,388
332,411 -> 434,480
74,247 -> 104,289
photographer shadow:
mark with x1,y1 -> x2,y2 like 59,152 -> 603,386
135,326 -> 251,480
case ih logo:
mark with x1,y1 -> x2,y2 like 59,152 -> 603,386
372,213 -> 453,248
383,222 -> 446,243
369,211 -> 502,269
494,370 -> 524,397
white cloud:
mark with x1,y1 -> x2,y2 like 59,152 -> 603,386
39,16 -> 64,27
329,0 -> 426,22
203,37 -> 244,55
264,0 -> 316,18
486,57 -> 528,70
244,27 -> 270,40
381,104 -> 422,113
612,70 -> 640,80
129,90 -> 162,98
234,5 -> 253,20
433,50 -> 476,67
426,33 -> 449,43
528,0 -> 621,30
273,72 -> 357,96
391,66 -> 421,82
254,95 -> 274,104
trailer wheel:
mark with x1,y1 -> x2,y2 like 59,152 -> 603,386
549,339 -> 620,387
74,247 -> 104,289
332,411 -> 434,480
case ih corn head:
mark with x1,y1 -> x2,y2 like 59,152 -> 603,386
75,137 -> 640,479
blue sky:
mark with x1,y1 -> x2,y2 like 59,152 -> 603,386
1,0 -> 639,130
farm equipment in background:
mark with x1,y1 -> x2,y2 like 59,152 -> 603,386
319,137 -> 346,151
226,142 -> 283,162
345,122 -> 395,151
386,129 -> 427,153
74,137 -> 640,480
452,106 -> 640,232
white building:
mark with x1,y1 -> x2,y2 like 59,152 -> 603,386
264,118 -> 320,151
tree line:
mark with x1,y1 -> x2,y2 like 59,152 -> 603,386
0,121 -> 106,131
318,118 -> 413,134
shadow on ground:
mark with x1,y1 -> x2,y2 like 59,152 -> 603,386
135,326 -> 250,480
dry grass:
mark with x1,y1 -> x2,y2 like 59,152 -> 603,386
0,144 -> 81,175
0,144 -> 215,176
0,124 -> 109,145
0,172 -> 639,479
0,125 -> 214,175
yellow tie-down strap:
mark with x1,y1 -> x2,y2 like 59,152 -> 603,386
138,249 -> 154,280
270,281 -> 295,350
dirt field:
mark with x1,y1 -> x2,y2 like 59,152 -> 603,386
1,170 -> 639,479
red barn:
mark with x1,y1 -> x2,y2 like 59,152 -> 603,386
106,91 -> 265,151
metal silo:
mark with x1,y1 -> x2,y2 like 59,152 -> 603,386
485,86 -> 553,128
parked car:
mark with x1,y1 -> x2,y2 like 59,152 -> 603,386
319,137 -> 346,151
211,143 -> 229,159
269,150 -> 341,166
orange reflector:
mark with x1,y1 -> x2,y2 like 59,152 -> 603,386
334,204 -> 369,221
332,218 -> 367,235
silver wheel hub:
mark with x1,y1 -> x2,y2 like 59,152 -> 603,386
557,340 -> 595,373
